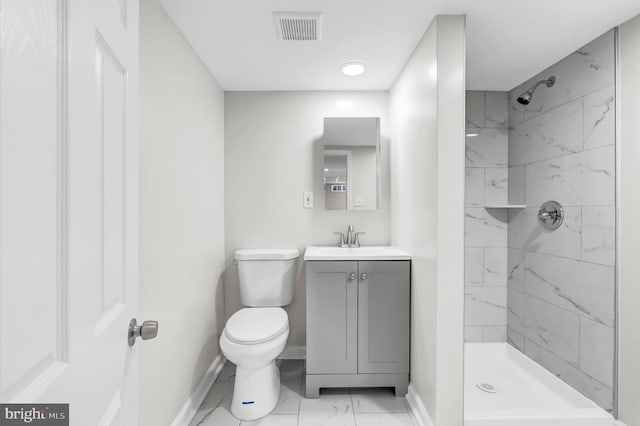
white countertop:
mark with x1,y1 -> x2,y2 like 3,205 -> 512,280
304,246 -> 412,261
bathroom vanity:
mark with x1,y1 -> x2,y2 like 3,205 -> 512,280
304,246 -> 411,398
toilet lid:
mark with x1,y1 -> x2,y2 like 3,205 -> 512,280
224,307 -> 289,345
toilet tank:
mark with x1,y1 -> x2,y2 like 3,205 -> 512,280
235,249 -> 299,307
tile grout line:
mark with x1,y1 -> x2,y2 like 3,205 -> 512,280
349,388 -> 357,426
507,286 -> 614,328
508,81 -> 614,127
296,360 -> 303,426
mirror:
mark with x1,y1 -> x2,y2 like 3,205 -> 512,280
322,117 -> 380,210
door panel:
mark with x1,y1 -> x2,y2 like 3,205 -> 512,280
306,261 -> 358,374
0,0 -> 139,424
0,0 -> 68,401
358,261 -> 410,374
95,33 -> 128,332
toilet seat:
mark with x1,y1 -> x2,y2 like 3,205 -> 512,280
224,307 -> 288,345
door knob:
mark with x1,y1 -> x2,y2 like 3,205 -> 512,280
128,318 -> 159,347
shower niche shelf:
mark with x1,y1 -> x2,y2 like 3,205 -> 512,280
483,204 -> 526,209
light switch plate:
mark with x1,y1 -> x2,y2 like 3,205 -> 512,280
303,191 -> 314,209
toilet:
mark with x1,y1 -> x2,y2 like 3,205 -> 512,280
220,248 -> 299,421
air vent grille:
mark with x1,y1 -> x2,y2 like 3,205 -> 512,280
273,12 -> 322,41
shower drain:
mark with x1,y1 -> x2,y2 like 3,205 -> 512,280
476,382 -> 498,393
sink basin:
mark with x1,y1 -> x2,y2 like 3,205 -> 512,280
304,246 -> 412,261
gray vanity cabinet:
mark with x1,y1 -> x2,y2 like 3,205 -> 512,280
306,261 -> 358,374
306,260 -> 410,397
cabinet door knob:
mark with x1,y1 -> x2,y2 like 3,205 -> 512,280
349,273 -> 356,281
360,273 -> 367,281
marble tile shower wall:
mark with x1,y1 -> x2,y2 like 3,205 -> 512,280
464,90 -> 510,343
506,30 -> 615,412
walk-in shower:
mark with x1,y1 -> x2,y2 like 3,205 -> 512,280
516,76 -> 556,105
464,29 -> 616,425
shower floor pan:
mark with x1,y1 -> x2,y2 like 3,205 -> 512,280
465,343 -> 615,426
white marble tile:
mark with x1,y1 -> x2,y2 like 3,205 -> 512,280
508,289 -> 580,364
241,415 -> 298,426
524,146 -> 615,207
465,168 -> 484,207
508,85 -> 526,127
465,128 -> 508,168
509,100 -> 583,166
483,326 -> 507,342
524,339 -> 613,412
195,406 -> 241,426
465,247 -> 484,286
484,168 -> 508,205
465,287 -> 507,326
579,318 -> 614,387
465,208 -> 508,247
351,388 -> 407,413
507,326 -> 525,352
507,248 -> 525,291
354,413 -> 414,426
485,92 -> 508,128
464,326 -> 484,342
299,393 -> 356,426
508,166 -> 525,205
584,84 -> 615,150
484,247 -> 507,286
466,91 -> 485,128
509,31 -> 614,125
507,207 -> 582,259
524,251 -> 615,327
273,360 -> 303,414
582,206 -> 615,266
190,381 -> 235,426
218,361 -> 237,383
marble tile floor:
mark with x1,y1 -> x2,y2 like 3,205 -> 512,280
189,359 -> 416,426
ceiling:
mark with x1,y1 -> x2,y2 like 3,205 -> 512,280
157,0 -> 640,91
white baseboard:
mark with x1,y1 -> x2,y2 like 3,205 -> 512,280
405,383 -> 434,426
278,345 -> 306,360
170,353 -> 226,426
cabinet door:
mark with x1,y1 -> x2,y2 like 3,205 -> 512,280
358,261 -> 410,374
306,261 -> 358,374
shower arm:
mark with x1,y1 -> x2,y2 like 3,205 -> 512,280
526,77 -> 556,94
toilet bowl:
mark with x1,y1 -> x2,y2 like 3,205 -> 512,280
220,307 -> 289,420
220,248 -> 298,420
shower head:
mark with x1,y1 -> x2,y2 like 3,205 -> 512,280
516,76 -> 556,105
517,92 -> 532,105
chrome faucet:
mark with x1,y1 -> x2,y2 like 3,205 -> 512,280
346,225 -> 354,246
334,225 -> 366,248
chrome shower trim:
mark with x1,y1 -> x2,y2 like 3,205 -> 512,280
517,76 -> 556,105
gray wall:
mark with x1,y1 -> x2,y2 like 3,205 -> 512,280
224,91 -> 390,350
464,91 -> 509,342
139,0 -> 226,424
506,30 -> 616,411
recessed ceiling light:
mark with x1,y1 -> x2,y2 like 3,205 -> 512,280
341,62 -> 365,76
466,132 -> 479,137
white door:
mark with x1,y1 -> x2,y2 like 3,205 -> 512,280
0,0 -> 140,424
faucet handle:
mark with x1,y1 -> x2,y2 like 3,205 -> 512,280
354,232 -> 366,247
333,232 -> 346,247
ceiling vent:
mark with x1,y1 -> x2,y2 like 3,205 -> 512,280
273,12 -> 322,42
